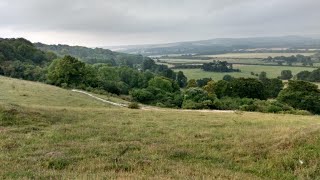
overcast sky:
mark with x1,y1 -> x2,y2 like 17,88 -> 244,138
0,0 -> 319,46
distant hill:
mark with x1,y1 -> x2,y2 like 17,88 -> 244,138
35,43 -> 146,67
107,36 -> 320,56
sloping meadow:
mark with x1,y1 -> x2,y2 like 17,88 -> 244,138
0,76 -> 320,179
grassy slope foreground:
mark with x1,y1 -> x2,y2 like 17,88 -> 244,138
1,77 -> 320,179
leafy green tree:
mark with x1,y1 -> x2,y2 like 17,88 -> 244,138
203,81 -> 215,95
84,64 -> 98,87
0,52 -> 5,63
95,65 -> 132,94
47,55 -> 87,87
279,70 -> 293,80
296,68 -> 320,82
176,71 -> 188,88
141,59 -> 176,80
309,68 -> 320,82
262,78 -> 284,98
230,78 -> 267,100
278,80 -> 320,114
182,88 -> 216,109
97,65 -> 120,82
142,58 -> 156,71
296,71 -> 311,81
196,78 -> 212,87
143,70 -> 155,85
130,89 -> 154,103
148,77 -> 179,93
222,75 -> 234,82
187,79 -> 197,88
258,71 -> 267,81
213,80 -> 231,98
118,66 -> 146,88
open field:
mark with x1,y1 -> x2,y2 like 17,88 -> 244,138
160,58 -> 264,65
175,65 -> 317,81
1,76 -> 320,179
201,53 -> 316,59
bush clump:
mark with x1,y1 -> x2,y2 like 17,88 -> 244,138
128,102 -> 140,109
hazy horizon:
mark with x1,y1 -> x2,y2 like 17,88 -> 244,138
1,0 -> 319,47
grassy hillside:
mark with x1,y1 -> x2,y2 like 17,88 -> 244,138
0,76 -> 115,109
1,77 -> 320,179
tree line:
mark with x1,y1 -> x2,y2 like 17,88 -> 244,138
202,60 -> 240,72
263,55 -> 314,66
296,68 -> 320,82
35,43 -> 146,67
275,68 -> 320,82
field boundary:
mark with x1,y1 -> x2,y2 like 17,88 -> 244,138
169,62 -> 317,69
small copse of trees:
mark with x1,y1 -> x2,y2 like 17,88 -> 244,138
202,60 -> 240,72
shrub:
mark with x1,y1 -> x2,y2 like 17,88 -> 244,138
289,110 -> 312,115
182,100 -> 205,109
278,80 -> 320,114
215,97 -> 255,110
128,102 -> 140,109
266,105 -> 283,113
182,88 -> 215,109
130,89 -> 154,103
230,98 -> 295,114
148,76 -> 179,93
61,83 -> 68,88
240,104 -> 257,112
156,102 -> 166,107
222,75 -> 234,82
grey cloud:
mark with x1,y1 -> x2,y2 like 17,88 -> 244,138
0,0 -> 319,46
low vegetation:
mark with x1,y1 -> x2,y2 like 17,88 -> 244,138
128,102 -> 140,109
